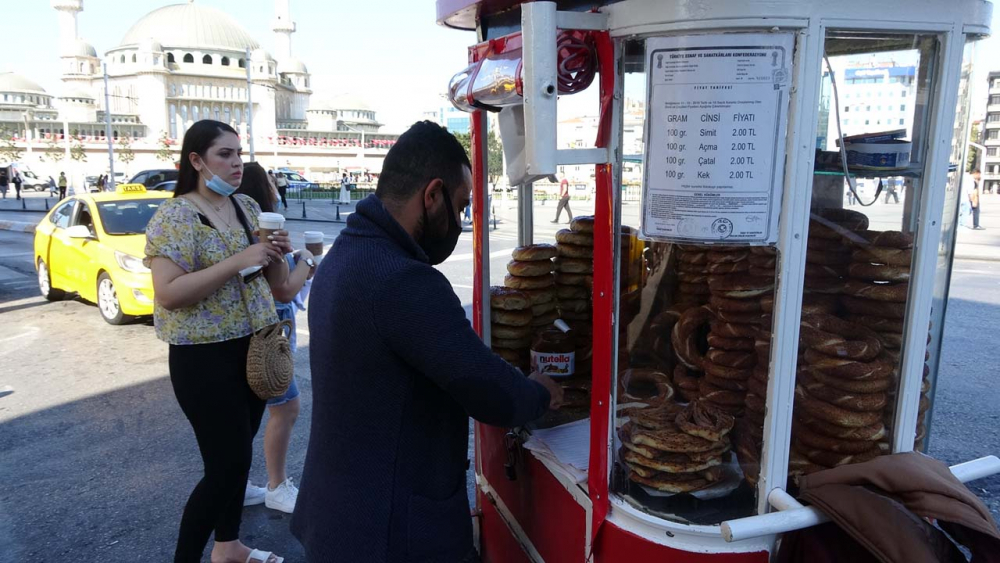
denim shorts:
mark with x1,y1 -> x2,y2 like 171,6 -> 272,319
266,376 -> 299,407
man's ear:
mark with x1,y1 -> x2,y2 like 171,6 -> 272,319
422,178 -> 445,209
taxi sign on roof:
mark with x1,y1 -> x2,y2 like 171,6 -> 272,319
116,183 -> 146,194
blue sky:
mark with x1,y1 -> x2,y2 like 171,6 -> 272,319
2,1 -> 998,131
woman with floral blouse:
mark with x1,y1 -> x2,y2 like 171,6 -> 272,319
145,120 -> 299,563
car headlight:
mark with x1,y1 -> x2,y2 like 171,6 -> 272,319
115,251 -> 151,273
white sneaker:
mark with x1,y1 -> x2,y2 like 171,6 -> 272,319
265,478 -> 299,514
244,480 -> 267,506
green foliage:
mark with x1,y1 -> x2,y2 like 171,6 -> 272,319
70,136 -> 87,163
156,131 -> 174,162
43,135 -> 65,164
450,129 -> 504,187
0,128 -> 23,163
968,122 -> 981,173
117,134 -> 135,168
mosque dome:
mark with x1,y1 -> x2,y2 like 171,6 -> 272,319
68,39 -> 98,58
278,57 -> 308,75
0,72 -> 47,95
118,2 -> 260,52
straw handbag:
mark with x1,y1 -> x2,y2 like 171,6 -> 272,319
245,319 -> 294,400
230,196 -> 295,400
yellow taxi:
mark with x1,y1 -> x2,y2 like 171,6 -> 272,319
34,183 -> 167,324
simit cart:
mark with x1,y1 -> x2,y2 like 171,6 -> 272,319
437,0 -> 1000,560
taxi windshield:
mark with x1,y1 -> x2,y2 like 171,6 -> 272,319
96,199 -> 166,235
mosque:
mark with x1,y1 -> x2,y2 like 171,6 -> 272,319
0,0 -> 398,182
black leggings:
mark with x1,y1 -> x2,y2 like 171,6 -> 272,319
169,336 -> 265,562
278,186 -> 288,208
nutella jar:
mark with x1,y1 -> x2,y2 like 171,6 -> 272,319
530,326 -> 575,379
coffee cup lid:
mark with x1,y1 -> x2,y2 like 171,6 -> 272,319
304,231 -> 324,243
259,212 -> 285,225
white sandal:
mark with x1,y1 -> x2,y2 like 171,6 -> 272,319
246,549 -> 283,563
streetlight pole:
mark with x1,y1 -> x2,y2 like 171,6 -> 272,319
103,64 -> 116,191
245,48 -> 256,161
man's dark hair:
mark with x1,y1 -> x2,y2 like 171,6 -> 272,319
375,120 -> 471,205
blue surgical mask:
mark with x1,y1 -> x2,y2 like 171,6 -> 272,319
204,173 -> 237,197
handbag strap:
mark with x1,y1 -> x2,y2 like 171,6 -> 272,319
230,195 -> 257,247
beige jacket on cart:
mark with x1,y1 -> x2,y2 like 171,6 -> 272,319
775,452 -> 1000,563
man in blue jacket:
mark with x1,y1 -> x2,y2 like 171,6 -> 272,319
292,121 -> 562,562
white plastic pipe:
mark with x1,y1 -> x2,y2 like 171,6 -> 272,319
521,1 -> 558,177
721,455 -> 1000,543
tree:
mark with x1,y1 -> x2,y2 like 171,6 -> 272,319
70,136 -> 87,163
156,131 -> 174,162
486,129 -> 504,189
0,128 -> 23,163
450,130 -> 504,188
43,135 -> 65,165
117,134 -> 135,171
968,121 -> 981,173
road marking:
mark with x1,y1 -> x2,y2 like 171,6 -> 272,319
954,269 -> 995,275
451,284 -> 474,289
0,330 -> 37,344
444,249 -> 513,264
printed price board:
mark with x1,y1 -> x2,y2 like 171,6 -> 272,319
640,33 -> 794,244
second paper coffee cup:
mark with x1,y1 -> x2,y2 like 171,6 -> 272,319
304,231 -> 324,256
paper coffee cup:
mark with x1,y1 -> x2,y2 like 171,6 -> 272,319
304,231 -> 324,256
258,212 -> 285,239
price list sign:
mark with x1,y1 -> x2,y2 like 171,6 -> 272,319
641,33 -> 794,245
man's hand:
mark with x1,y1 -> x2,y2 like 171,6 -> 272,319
529,372 -> 564,410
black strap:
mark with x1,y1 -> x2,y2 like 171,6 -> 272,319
229,195 -> 257,247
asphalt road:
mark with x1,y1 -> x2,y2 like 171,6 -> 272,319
1,209 -> 999,561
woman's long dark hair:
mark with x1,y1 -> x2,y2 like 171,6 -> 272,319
173,120 -> 239,198
237,162 -> 277,213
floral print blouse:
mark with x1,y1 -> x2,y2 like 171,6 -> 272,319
144,194 -> 278,345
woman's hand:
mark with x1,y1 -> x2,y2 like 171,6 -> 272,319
233,242 -> 284,272
255,229 -> 294,255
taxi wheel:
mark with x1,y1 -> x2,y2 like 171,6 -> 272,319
37,259 -> 65,301
97,272 -> 132,325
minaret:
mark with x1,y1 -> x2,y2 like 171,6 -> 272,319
51,0 -> 83,52
273,0 -> 296,61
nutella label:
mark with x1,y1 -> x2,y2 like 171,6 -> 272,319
531,350 -> 575,378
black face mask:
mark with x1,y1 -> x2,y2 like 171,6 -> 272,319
419,185 -> 462,265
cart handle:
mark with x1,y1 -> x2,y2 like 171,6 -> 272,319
721,455 -> 1000,543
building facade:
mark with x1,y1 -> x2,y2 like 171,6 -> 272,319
0,1 -> 398,184
983,70 -> 1000,193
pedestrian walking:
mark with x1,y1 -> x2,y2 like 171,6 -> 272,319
96,174 -> 106,193
0,170 -> 8,199
291,121 -> 563,563
552,177 -> 573,223
274,172 -> 289,210
236,162 -> 316,515
47,175 -> 56,197
57,172 -> 67,199
12,171 -> 23,200
884,180 -> 899,204
971,170 -> 984,230
339,172 -> 350,204
145,120 -> 293,563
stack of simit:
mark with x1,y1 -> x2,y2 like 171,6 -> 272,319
554,216 -> 596,375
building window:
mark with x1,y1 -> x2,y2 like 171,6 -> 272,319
235,107 -> 241,125
988,113 -> 1000,123
988,148 -> 998,157
203,55 -> 212,65
987,130 -> 1000,140
238,58 -> 246,69
167,53 -> 175,64
120,55 -> 126,63
214,107 -> 220,121
900,104 -> 906,112
845,106 -> 850,112
865,119 -> 870,125
901,90 -> 908,97
866,106 -> 871,112
132,54 -> 137,63
183,53 -> 194,63
224,106 -> 231,125
990,95 -> 1000,106
899,119 -> 905,125
221,57 -> 230,66
193,105 -> 199,122
170,104 -> 177,139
